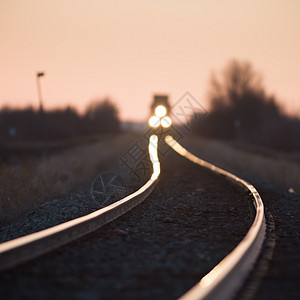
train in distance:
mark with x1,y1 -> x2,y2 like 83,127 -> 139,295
149,95 -> 172,129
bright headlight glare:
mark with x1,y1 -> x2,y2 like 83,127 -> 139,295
149,115 -> 160,128
155,105 -> 167,118
161,116 -> 172,128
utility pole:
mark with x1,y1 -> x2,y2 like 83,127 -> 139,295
36,71 -> 48,156
36,72 -> 45,112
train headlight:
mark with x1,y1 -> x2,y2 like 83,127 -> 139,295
149,116 -> 160,128
160,116 -> 172,128
155,105 -> 167,118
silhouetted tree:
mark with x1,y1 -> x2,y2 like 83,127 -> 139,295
84,99 -> 120,134
191,60 -> 300,151
0,99 -> 120,143
45,106 -> 82,140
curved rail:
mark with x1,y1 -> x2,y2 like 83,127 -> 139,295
0,135 -> 160,272
165,135 -> 266,300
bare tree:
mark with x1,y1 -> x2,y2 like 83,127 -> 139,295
191,60 -> 300,151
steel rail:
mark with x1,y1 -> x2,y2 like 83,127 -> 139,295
165,135 -> 266,300
0,135 -> 160,272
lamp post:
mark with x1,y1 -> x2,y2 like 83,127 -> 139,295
36,72 -> 45,112
36,71 -> 48,155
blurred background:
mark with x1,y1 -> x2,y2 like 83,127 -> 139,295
0,0 -> 300,222
1,0 -> 300,120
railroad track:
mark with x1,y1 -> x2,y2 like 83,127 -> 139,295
165,136 -> 266,300
0,134 -> 266,299
0,135 -> 160,272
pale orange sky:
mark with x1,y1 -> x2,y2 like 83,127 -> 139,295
1,0 -> 300,121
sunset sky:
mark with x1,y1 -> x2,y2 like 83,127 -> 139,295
1,0 -> 300,121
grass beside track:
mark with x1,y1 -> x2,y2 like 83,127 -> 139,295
183,135 -> 300,195
2,132 -> 298,225
0,133 -> 138,225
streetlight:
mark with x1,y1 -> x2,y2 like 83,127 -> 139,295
36,71 -> 47,153
36,72 -> 45,112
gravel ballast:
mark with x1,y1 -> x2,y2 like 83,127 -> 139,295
0,150 -> 253,299
0,145 -> 299,299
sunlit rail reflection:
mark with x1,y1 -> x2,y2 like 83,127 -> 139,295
165,135 -> 266,300
0,134 -> 161,272
149,134 -> 160,180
